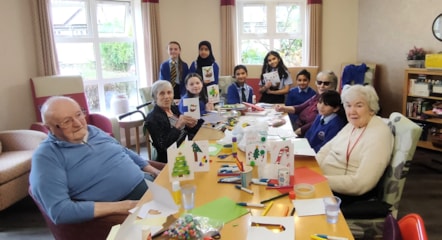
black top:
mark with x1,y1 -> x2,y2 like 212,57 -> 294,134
145,104 -> 203,163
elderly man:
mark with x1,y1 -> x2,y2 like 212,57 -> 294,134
30,96 -> 161,224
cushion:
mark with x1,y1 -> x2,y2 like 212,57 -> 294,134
383,213 -> 403,240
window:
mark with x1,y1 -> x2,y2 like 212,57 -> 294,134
51,0 -> 140,114
236,0 -> 306,66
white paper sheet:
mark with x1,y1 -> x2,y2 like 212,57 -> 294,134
292,138 -> 316,156
292,198 -> 325,216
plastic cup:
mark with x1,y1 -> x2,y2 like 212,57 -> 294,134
181,185 -> 196,211
323,196 -> 341,224
240,166 -> 253,188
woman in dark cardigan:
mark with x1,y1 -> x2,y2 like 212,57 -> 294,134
145,80 -> 203,163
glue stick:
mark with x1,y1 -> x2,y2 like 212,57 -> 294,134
172,181 -> 181,205
232,137 -> 238,156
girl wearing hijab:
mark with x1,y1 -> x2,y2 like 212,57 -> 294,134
189,40 -> 220,87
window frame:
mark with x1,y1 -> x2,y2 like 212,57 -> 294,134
236,0 -> 307,66
51,0 -> 142,114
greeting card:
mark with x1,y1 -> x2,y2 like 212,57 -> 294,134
207,85 -> 220,103
167,142 -> 195,182
182,97 -> 200,118
202,66 -> 214,82
268,140 -> 294,175
245,142 -> 267,166
189,140 -> 210,172
263,71 -> 280,86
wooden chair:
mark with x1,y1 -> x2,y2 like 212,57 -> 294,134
347,112 -> 423,239
29,75 -> 114,137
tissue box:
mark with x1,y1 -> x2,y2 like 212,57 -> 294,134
425,54 -> 442,69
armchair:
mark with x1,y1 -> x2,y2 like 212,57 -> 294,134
0,130 -> 47,211
29,75 -> 114,136
347,112 -> 422,239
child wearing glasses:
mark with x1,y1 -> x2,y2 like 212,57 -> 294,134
275,71 -> 338,137
305,90 -> 347,152
226,65 -> 254,104
258,51 -> 293,103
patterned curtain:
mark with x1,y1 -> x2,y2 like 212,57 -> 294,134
141,0 -> 161,85
307,0 -> 322,67
220,0 -> 237,76
31,0 -> 59,76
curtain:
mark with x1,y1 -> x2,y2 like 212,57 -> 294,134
141,0 -> 160,85
31,0 -> 59,76
307,0 -> 322,67
220,0 -> 236,76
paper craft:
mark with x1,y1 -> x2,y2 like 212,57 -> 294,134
247,216 -> 294,240
190,140 -> 210,172
190,196 -> 249,223
202,66 -> 215,82
245,142 -> 267,166
268,140 -> 294,175
183,97 -> 200,118
292,138 -> 316,156
207,85 -> 220,103
137,181 -> 179,219
263,71 -> 280,86
292,198 -> 326,217
167,143 -> 195,182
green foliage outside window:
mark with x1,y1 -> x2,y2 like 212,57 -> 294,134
100,42 -> 134,71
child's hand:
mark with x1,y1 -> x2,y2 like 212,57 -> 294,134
206,102 -> 214,111
274,104 -> 285,112
264,81 -> 272,88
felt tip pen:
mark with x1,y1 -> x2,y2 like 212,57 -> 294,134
260,192 -> 289,204
314,234 -> 349,240
310,235 -> 326,240
236,202 -> 265,208
235,185 -> 254,194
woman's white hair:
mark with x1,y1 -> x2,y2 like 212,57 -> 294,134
151,80 -> 173,102
341,84 -> 380,114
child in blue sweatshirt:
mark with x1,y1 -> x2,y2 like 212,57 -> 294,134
305,90 -> 347,152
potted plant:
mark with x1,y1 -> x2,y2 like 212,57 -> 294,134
407,46 -> 427,68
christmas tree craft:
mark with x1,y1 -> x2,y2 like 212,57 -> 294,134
171,153 -> 191,177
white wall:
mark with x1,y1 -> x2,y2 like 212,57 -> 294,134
0,0 -> 39,130
357,0 -> 442,115
158,0 -> 221,69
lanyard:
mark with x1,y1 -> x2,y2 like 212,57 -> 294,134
345,127 -> 366,174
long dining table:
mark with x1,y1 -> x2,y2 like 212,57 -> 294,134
138,113 -> 355,240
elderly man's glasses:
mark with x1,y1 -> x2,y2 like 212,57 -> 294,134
56,111 -> 85,129
316,81 -> 331,86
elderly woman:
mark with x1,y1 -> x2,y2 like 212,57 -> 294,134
316,84 -> 394,215
145,80 -> 204,163
275,71 -> 338,136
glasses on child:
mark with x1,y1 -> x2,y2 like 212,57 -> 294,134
56,111 -> 85,129
316,81 -> 331,86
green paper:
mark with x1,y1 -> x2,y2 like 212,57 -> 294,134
208,143 -> 222,156
189,197 -> 249,223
